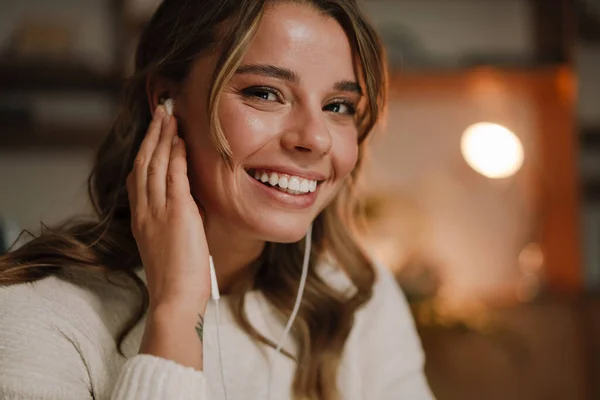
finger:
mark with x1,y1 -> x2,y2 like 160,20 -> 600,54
166,135 -> 192,204
126,172 -> 142,235
147,113 -> 177,210
133,106 -> 166,209
126,172 -> 137,210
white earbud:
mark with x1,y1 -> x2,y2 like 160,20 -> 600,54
164,98 -> 174,116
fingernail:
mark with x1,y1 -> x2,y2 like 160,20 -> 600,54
172,136 -> 180,145
155,105 -> 165,118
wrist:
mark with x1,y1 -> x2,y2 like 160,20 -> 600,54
149,296 -> 209,321
141,300 -> 207,371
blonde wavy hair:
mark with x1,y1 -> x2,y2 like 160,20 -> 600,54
0,0 -> 388,398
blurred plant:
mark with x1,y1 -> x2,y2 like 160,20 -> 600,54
412,297 -> 492,332
356,192 -> 496,333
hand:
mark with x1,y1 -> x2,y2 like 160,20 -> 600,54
127,105 -> 210,370
127,105 -> 211,313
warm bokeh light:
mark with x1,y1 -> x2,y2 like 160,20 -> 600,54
519,242 -> 544,273
460,122 -> 524,179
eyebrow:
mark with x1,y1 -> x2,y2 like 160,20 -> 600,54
334,80 -> 363,96
236,64 -> 299,83
235,64 -> 363,96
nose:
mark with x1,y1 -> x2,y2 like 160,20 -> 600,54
280,106 -> 332,157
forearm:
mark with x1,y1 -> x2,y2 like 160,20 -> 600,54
115,301 -> 210,399
139,302 -> 207,371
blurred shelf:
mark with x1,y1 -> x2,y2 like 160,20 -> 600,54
581,126 -> 600,149
580,126 -> 600,202
0,124 -> 108,150
580,126 -> 600,200
582,180 -> 600,202
578,0 -> 600,44
0,60 -> 124,93
388,65 -> 573,96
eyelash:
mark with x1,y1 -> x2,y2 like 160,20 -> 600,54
325,100 -> 357,116
241,86 -> 282,102
240,86 -> 357,116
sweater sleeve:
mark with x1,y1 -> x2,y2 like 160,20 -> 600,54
0,283 -> 209,400
356,261 -> 436,400
111,354 -> 208,399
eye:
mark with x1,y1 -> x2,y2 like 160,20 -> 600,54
324,100 -> 357,116
241,86 -> 282,102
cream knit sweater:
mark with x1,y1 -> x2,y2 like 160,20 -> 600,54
0,261 -> 433,400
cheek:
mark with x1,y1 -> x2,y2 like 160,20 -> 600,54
219,97 -> 279,160
332,133 -> 359,179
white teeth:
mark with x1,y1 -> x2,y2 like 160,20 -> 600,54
278,176 -> 289,189
300,179 -> 309,192
249,169 -> 319,195
269,172 -> 279,186
288,177 -> 300,191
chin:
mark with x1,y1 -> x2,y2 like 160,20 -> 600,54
251,217 -> 315,244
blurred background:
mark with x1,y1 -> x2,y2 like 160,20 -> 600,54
0,0 -> 598,398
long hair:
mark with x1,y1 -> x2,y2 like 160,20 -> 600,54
0,1 -> 388,398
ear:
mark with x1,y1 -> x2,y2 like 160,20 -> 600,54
145,74 -> 180,116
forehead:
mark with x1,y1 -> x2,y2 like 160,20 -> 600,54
241,2 -> 357,82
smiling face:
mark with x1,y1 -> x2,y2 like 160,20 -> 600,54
175,2 -> 361,243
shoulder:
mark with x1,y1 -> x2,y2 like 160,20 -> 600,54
353,259 -> 422,351
0,270 -> 144,398
0,270 -> 142,337
0,276 -> 98,398
0,274 -> 95,329
318,254 -> 423,359
339,258 -> 434,398
0,269 -> 144,364
318,254 -> 418,334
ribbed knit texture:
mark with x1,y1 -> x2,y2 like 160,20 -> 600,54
0,261 -> 434,399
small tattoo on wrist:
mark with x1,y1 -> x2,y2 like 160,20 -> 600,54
195,314 -> 204,342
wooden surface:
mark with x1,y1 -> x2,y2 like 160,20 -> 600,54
421,297 -> 591,399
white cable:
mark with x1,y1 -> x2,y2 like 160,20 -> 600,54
214,298 -> 228,400
210,256 -> 228,400
209,256 -> 220,301
208,224 -> 312,400
267,223 -> 312,400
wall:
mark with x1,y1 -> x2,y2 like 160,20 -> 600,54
0,150 -> 94,243
361,72 -> 539,302
364,0 -> 533,67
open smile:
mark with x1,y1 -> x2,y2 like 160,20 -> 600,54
245,168 -> 323,196
244,168 -> 325,209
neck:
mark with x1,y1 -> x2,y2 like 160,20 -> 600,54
204,221 -> 265,294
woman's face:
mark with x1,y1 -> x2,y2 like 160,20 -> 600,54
176,2 -> 361,243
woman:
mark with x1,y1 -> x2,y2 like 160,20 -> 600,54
0,0 -> 433,399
